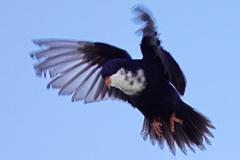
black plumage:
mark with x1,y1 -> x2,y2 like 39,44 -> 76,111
31,6 -> 214,155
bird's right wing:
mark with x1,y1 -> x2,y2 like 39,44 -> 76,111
133,6 -> 187,95
31,40 -> 132,103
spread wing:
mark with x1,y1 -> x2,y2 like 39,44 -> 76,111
31,39 -> 132,103
134,6 -> 187,95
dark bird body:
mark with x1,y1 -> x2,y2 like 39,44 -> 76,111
31,6 -> 214,154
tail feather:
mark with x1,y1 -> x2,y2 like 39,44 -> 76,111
162,120 -> 176,155
141,102 -> 214,155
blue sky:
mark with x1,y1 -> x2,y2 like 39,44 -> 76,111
1,0 -> 240,159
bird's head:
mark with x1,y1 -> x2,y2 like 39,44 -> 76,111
101,59 -> 146,96
101,59 -> 130,89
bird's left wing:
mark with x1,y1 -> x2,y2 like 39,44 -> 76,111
31,40 -> 132,103
133,6 -> 187,95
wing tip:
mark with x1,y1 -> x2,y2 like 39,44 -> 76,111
32,39 -> 47,47
131,4 -> 151,15
132,4 -> 155,24
32,39 -> 39,45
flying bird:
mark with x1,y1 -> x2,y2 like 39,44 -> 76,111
31,6 -> 214,155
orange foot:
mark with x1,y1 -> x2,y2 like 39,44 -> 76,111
169,113 -> 183,133
151,118 -> 163,137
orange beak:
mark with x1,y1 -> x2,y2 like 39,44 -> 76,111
104,77 -> 111,89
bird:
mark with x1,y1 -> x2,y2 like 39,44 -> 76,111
31,6 -> 214,155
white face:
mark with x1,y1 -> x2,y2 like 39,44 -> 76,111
109,68 -> 146,96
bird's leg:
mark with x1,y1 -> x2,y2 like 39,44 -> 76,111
151,118 -> 163,137
169,113 -> 183,133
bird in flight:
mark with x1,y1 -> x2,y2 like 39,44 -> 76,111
31,6 -> 214,155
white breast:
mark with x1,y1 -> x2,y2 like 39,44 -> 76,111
109,68 -> 146,96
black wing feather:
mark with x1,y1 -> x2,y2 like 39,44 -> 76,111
32,39 -> 132,103
134,7 -> 187,95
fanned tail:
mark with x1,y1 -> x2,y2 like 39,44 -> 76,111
141,102 -> 215,155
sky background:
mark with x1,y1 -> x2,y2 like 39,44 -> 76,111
1,0 -> 240,159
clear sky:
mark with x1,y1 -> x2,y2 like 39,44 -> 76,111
1,0 -> 240,159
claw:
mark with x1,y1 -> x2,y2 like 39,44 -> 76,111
151,118 -> 163,137
169,113 -> 183,133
